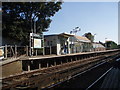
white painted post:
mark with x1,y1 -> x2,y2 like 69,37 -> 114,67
71,58 -> 72,62
66,59 -> 68,63
29,35 -> 31,56
35,49 -> 37,56
61,60 -> 62,64
43,35 -> 45,55
54,61 -> 56,66
10,46 -> 12,57
50,46 -> 52,55
43,47 -> 45,55
28,64 -> 30,71
47,62 -> 49,67
39,63 -> 41,69
15,45 -> 17,58
5,45 -> 7,58
26,46 -> 28,56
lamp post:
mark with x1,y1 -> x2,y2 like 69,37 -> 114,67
70,27 -> 81,35
94,34 -> 96,38
93,34 -> 97,42
29,16 -> 33,56
70,27 -> 81,53
33,13 -> 40,33
31,17 -> 34,56
93,34 -> 96,52
105,38 -> 107,49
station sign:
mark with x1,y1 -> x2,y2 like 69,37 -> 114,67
0,47 -> 4,59
30,33 -> 44,49
34,39 -> 41,48
30,33 -> 43,39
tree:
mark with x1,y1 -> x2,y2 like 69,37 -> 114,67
84,32 -> 94,42
2,1 -> 62,45
118,44 -> 120,48
105,41 -> 118,50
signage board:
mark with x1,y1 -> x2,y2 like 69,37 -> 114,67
34,39 -> 41,48
0,47 -> 4,59
30,33 -> 44,49
30,33 -> 43,38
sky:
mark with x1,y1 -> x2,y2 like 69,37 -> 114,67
118,2 -> 120,44
44,2 -> 118,44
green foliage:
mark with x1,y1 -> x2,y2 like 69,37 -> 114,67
2,1 -> 62,45
84,32 -> 94,42
105,41 -> 118,49
118,44 -> 120,48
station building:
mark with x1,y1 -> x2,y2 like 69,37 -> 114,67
69,35 -> 92,53
93,42 -> 106,51
44,33 -> 73,55
44,33 -> 93,55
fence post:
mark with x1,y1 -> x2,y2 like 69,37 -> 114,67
26,46 -> 28,56
43,47 -> 45,55
50,46 -> 52,55
28,64 -> 30,71
15,45 -> 17,58
10,46 -> 11,57
42,35 -> 45,55
29,35 -> 31,56
39,62 -> 41,69
5,45 -> 7,59
10,46 -> 14,57
35,49 -> 37,56
54,61 -> 56,66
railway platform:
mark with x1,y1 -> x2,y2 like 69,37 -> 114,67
1,49 -> 120,89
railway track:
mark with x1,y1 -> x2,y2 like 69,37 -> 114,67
2,51 -> 120,89
86,57 -> 120,89
86,67 -> 113,89
47,54 -> 120,89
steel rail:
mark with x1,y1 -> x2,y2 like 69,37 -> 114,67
86,67 -> 113,90
45,53 -> 120,89
46,61 -> 108,89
